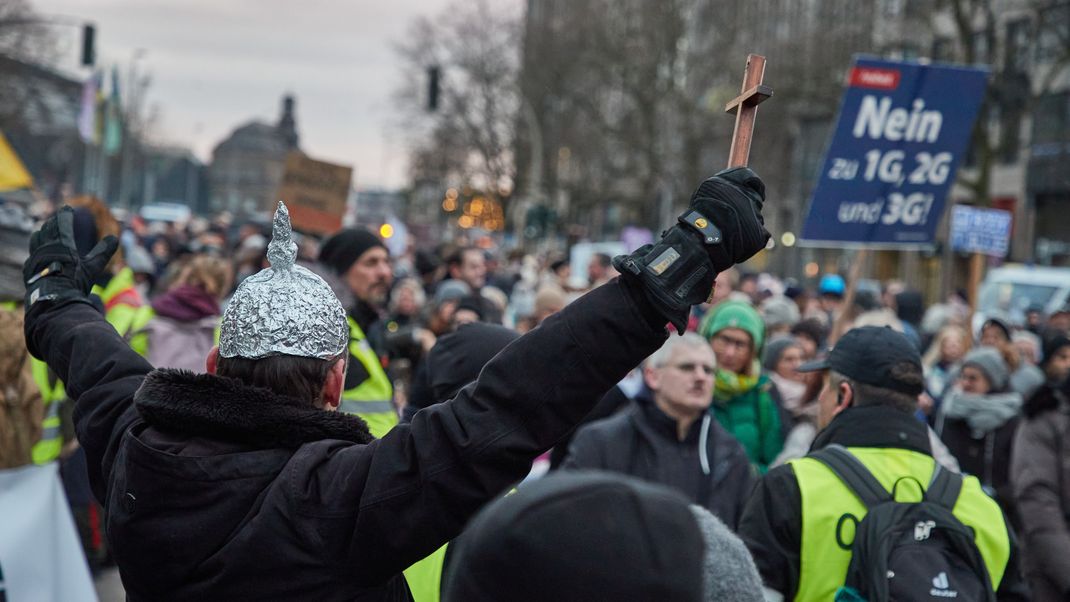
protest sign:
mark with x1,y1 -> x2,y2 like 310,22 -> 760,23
801,57 -> 988,247
950,205 -> 1013,257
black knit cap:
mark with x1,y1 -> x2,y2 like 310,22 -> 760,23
426,322 -> 518,400
1042,333 -> 1070,369
443,471 -> 704,602
798,326 -> 924,396
318,228 -> 386,276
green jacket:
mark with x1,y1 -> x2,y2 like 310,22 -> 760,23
712,374 -> 783,473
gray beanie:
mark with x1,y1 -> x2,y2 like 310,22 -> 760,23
433,279 -> 471,307
962,346 -> 1010,392
689,505 -> 765,602
761,296 -> 800,331
762,336 -> 800,372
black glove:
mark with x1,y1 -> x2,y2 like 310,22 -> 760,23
614,167 -> 770,333
690,167 -> 770,269
23,206 -> 118,309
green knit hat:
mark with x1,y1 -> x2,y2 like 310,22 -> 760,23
699,300 -> 765,353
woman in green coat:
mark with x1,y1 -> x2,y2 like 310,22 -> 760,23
700,300 -> 783,473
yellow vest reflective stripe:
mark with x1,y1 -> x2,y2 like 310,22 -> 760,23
789,447 -> 1010,601
403,543 -> 448,602
30,358 -> 64,464
341,317 -> 396,438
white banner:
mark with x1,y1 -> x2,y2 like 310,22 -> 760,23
0,463 -> 96,601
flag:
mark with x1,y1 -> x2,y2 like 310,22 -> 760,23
103,66 -> 123,156
0,130 -> 34,191
76,72 -> 99,143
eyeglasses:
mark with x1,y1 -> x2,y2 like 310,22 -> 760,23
668,362 -> 715,375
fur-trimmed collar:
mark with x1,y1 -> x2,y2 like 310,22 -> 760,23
135,369 -> 374,448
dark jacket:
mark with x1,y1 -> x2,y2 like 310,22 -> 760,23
1011,380 -> 1070,601
24,279 -> 668,601
562,389 -> 755,529
737,405 -> 1029,601
936,398 -> 1021,526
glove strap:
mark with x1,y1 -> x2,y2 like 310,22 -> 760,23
679,210 -> 723,245
26,261 -> 64,286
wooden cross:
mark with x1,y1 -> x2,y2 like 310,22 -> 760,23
724,54 -> 773,168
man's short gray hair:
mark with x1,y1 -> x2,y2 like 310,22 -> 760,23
647,332 -> 713,369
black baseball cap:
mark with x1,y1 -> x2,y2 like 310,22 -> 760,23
798,326 -> 924,396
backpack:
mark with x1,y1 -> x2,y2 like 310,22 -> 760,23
811,445 -> 994,602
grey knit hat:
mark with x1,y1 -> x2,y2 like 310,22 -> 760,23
762,336 -> 801,372
962,346 -> 1010,392
689,505 -> 765,602
761,296 -> 800,331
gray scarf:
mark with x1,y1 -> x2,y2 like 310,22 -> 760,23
940,389 -> 1022,436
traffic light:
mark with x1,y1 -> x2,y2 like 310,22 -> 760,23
81,24 -> 96,66
427,66 -> 440,112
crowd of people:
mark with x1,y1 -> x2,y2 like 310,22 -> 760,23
2,170 -> 1070,600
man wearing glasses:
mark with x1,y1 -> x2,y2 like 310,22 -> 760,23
564,332 -> 755,529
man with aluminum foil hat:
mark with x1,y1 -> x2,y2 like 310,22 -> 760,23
23,167 -> 770,600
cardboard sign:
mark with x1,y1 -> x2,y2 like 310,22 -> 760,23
276,152 -> 353,235
801,57 -> 989,247
950,205 -> 1013,257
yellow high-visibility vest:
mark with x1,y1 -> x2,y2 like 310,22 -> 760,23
340,317 -> 396,438
789,446 -> 1010,601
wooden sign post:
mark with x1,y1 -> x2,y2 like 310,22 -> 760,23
725,54 -> 773,168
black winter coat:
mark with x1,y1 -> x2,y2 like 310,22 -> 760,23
562,390 -> 755,529
938,415 -> 1020,526
24,279 -> 668,601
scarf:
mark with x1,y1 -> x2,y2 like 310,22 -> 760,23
769,372 -> 807,412
152,285 -> 220,321
940,389 -> 1022,436
714,365 -> 761,401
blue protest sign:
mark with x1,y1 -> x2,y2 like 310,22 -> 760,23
950,205 -> 1012,257
801,57 -> 989,247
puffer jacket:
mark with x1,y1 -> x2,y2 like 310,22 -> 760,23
712,374 -> 783,474
1011,380 -> 1070,601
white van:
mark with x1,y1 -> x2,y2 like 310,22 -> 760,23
974,265 -> 1070,332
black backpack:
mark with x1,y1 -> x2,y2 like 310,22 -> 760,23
811,445 -> 995,602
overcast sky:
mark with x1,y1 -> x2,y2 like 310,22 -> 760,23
35,0 -> 462,189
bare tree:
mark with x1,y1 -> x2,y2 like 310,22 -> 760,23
394,0 -> 521,218
0,0 -> 59,130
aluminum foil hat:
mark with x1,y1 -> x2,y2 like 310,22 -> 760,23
219,202 -> 348,360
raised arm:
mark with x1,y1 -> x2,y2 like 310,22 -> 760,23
295,168 -> 772,583
22,208 -> 152,503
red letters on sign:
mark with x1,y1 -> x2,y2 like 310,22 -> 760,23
848,67 -> 901,90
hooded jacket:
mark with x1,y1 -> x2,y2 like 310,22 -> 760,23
562,388 -> 755,529
138,285 -> 221,372
24,278 -> 668,601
